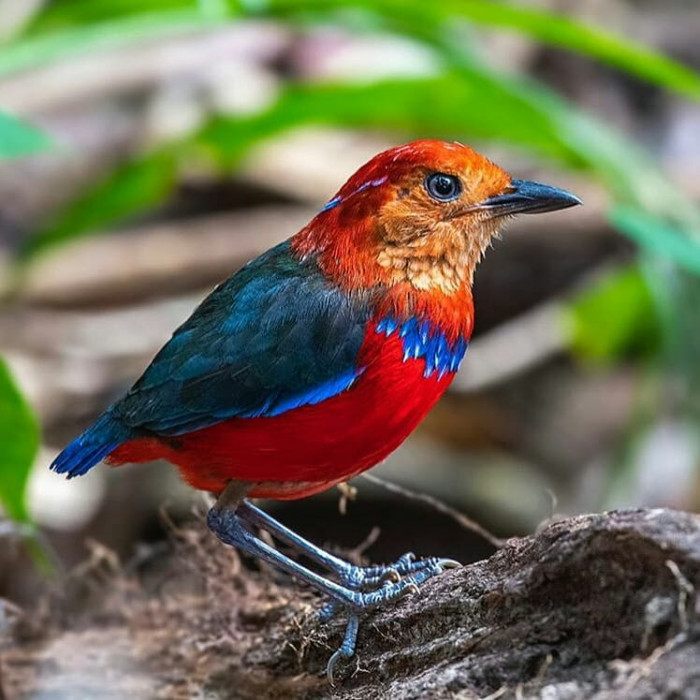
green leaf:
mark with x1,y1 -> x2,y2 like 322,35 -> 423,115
13,0 -> 700,101
0,112 -> 51,160
0,357 -> 39,523
610,206 -> 700,277
446,0 -> 700,100
25,0 -> 193,33
22,150 -> 178,260
195,74 -> 587,165
0,9 -> 219,78
252,0 -> 700,101
567,265 -> 661,362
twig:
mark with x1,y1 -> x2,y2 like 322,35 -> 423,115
361,473 -> 505,549
342,526 -> 381,566
70,539 -> 121,585
337,482 -> 357,516
620,633 -> 681,693
665,559 -> 695,631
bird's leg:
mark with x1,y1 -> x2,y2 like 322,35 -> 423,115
207,481 -> 448,680
208,483 -> 439,607
238,499 -> 459,591
237,500 -> 360,578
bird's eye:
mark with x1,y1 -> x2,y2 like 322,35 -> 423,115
425,172 -> 462,202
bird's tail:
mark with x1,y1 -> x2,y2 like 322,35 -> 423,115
50,412 -> 129,479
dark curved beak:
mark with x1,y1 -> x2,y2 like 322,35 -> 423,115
481,179 -> 582,217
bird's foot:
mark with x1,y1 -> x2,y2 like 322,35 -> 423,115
320,557 -> 460,683
209,499 -> 460,684
318,553 -> 459,621
342,552 -> 460,589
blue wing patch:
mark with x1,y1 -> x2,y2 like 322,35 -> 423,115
112,241 -> 372,435
247,367 -> 362,418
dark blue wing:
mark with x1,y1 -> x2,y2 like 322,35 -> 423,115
111,241 -> 372,435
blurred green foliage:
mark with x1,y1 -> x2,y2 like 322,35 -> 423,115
0,113 -> 48,523
261,0 -> 700,99
17,3 -> 700,266
568,265 -> 660,363
0,112 -> 51,160
11,1 -> 700,100
2,1 -> 700,513
0,358 -> 40,523
611,207 -> 700,277
24,151 -> 178,259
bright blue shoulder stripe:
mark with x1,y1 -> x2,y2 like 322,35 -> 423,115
376,316 -> 468,379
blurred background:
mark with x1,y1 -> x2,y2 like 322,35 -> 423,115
1,0 -> 700,605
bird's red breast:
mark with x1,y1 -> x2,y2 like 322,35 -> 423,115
109,303 -> 473,498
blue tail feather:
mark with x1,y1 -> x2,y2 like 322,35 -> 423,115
50,413 -> 128,479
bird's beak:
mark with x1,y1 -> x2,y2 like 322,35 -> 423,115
480,179 -> 582,217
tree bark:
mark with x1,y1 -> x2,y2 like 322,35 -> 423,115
3,508 -> 700,699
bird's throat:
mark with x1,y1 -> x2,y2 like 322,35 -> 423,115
376,246 -> 470,294
375,217 -> 498,294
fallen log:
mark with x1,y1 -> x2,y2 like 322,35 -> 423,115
2,508 -> 699,699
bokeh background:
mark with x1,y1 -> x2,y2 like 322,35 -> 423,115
1,0 -> 700,604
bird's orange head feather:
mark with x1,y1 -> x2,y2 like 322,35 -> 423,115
292,139 -> 579,337
293,139 -> 511,290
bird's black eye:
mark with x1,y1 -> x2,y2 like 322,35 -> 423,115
425,172 -> 462,202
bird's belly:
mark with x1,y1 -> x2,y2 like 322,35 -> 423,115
112,330 -> 455,497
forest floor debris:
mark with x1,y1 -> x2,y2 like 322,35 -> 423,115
2,508 -> 700,699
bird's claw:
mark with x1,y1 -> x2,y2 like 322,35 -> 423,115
317,555 -> 461,682
338,552 -> 460,590
325,612 -> 359,686
320,562 -> 451,681
440,558 -> 461,570
401,582 -> 420,598
318,553 -> 459,621
378,567 -> 401,584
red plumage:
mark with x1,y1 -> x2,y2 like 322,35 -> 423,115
109,313 -> 471,498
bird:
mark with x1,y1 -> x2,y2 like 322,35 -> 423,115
50,139 -> 580,681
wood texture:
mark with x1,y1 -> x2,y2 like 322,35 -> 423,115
3,508 -> 699,698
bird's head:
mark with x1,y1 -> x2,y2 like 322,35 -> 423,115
292,139 -> 580,300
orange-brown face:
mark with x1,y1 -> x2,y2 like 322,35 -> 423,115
373,141 -> 513,292
293,139 -> 580,296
